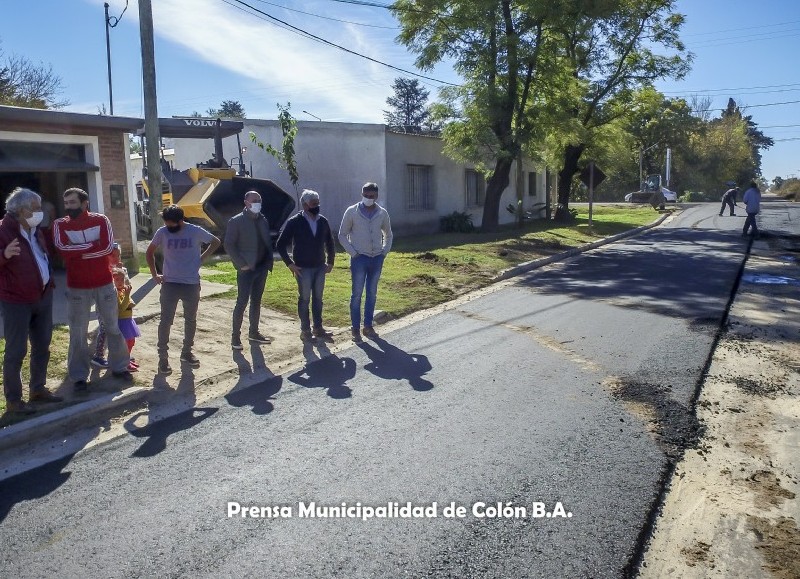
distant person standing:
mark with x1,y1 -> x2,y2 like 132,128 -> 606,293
338,182 -> 393,342
0,187 -> 61,414
719,186 -> 739,217
224,190 -> 274,350
146,205 -> 221,375
53,188 -> 132,392
275,189 -> 336,343
742,181 -> 762,237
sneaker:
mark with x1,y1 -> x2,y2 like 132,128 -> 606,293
362,326 -> 379,339
351,328 -> 363,343
300,330 -> 314,342
180,352 -> 201,368
231,336 -> 244,350
6,400 -> 36,415
248,332 -> 272,345
91,356 -> 109,369
158,359 -> 173,375
30,388 -> 64,403
126,362 -> 139,373
313,327 -> 334,342
74,380 -> 89,393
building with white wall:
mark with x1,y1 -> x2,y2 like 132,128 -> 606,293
171,119 -> 555,236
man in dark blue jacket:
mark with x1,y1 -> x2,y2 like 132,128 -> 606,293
275,189 -> 336,342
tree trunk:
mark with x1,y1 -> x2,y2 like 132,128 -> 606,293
481,156 -> 514,232
553,143 -> 585,222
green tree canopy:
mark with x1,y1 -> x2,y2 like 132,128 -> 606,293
551,0 -> 690,220
384,77 -> 431,131
393,0 -> 584,231
206,100 -> 246,119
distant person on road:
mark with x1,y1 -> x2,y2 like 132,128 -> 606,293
742,181 -> 762,237
224,190 -> 274,350
0,187 -> 61,414
338,182 -> 393,342
53,187 -> 132,392
146,205 -> 221,375
275,189 -> 336,343
719,186 -> 739,217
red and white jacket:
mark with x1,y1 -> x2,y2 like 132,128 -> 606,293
52,210 -> 114,289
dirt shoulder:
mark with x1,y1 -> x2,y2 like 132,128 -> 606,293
639,234 -> 800,578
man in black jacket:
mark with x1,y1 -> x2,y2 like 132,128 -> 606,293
275,189 -> 336,342
224,191 -> 274,349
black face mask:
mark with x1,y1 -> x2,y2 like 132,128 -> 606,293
65,208 -> 83,219
166,224 -> 182,233
308,206 -> 320,216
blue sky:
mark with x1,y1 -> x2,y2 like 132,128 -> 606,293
2,0 -> 799,181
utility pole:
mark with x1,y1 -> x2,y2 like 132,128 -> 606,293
138,0 -> 163,230
104,3 -> 113,115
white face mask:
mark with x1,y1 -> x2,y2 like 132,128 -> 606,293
26,211 -> 44,228
362,197 -> 376,207
248,202 -> 262,213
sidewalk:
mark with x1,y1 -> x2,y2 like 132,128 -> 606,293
640,203 -> 800,577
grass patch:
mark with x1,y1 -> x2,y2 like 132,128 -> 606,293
0,325 -> 70,414
202,205 -> 658,327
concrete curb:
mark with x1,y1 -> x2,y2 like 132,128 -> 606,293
492,212 -> 671,282
0,386 -> 149,453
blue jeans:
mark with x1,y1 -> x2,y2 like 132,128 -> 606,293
350,254 -> 385,329
297,266 -> 327,331
232,267 -> 269,337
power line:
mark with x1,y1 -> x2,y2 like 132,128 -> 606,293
662,82 -> 800,96
218,0 -> 459,86
248,0 -> 398,29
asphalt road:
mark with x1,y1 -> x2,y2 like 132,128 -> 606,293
0,204 -> 750,578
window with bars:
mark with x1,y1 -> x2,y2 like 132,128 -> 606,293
406,164 -> 434,211
465,169 -> 486,207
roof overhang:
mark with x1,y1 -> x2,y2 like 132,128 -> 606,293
0,105 -> 143,132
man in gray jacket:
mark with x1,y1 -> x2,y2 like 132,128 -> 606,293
338,182 -> 393,342
224,191 -> 274,349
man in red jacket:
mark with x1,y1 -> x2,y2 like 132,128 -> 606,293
52,188 -> 131,392
0,187 -> 62,414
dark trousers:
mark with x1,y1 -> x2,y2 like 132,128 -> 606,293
232,267 -> 268,337
719,198 -> 735,216
157,282 -> 201,358
743,212 -> 759,236
1,289 -> 53,403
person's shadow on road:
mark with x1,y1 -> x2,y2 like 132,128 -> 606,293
227,345 -> 283,414
357,336 -> 434,392
225,374 -> 283,415
124,406 -> 218,458
288,354 -> 356,399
